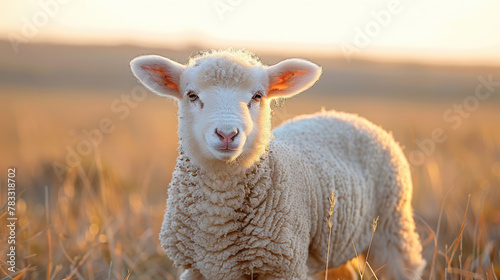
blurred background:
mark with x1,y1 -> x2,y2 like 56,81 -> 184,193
1,0 -> 499,279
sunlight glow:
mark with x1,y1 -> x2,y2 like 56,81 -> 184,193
1,0 -> 500,63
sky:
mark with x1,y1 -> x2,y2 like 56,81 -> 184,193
2,0 -> 500,64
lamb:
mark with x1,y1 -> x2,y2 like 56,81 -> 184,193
130,49 -> 426,280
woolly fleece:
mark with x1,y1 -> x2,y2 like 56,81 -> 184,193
160,111 -> 426,280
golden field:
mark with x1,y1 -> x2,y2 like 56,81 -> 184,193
1,41 -> 500,279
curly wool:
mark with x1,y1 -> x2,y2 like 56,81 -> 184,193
160,110 -> 425,279
186,49 -> 263,91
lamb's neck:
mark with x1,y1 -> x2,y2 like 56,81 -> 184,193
175,149 -> 272,191
171,150 -> 275,238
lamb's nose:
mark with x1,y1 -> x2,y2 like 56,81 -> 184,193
215,128 -> 239,142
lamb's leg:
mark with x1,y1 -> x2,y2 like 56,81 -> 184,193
180,269 -> 205,280
367,204 -> 426,280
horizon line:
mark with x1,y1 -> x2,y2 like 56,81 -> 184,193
2,35 -> 500,68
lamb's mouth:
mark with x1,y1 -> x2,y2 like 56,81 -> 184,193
217,148 -> 238,152
210,147 -> 242,161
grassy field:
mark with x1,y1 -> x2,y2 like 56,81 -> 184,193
1,43 -> 500,279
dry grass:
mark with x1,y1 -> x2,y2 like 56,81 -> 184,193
1,89 -> 500,279
325,189 -> 337,280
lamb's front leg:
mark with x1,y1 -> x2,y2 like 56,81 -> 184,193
180,269 -> 205,280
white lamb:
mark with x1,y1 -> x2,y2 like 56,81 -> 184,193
130,49 -> 426,280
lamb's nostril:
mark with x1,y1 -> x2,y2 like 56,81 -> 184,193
230,129 -> 239,141
215,129 -> 225,141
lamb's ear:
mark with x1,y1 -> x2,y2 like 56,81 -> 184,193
130,55 -> 186,99
266,58 -> 322,99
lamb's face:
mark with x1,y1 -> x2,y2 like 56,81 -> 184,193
130,50 -> 322,171
178,59 -> 270,164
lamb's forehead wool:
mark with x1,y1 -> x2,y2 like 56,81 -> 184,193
186,49 -> 263,89
188,48 -> 262,67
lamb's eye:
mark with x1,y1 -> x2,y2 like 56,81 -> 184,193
187,91 -> 198,101
252,92 -> 263,102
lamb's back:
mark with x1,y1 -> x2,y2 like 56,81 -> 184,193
272,110 -> 396,167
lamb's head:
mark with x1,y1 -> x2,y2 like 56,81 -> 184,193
130,49 -> 321,171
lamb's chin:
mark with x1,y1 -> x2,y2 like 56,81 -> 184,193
208,148 -> 242,162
